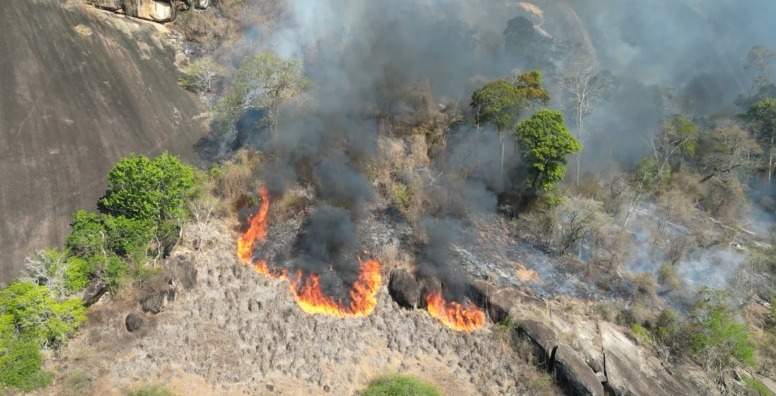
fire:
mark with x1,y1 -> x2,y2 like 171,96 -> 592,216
425,291 -> 486,332
237,186 -> 382,317
237,186 -> 270,264
290,259 -> 382,317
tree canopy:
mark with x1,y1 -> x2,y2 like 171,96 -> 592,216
471,70 -> 549,132
515,110 -> 582,191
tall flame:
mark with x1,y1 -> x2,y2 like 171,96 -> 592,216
290,259 -> 382,317
425,291 -> 486,332
237,186 -> 382,317
237,186 -> 270,264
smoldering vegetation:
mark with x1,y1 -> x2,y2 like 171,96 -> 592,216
196,0 -> 776,307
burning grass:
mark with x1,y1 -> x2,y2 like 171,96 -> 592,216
425,291 -> 486,333
237,186 -> 382,318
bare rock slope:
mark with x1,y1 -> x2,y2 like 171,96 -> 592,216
0,0 -> 207,282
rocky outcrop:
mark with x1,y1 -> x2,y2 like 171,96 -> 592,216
599,322 -> 692,396
517,319 -> 558,368
471,282 -> 706,396
125,313 -> 144,332
553,344 -> 605,396
82,278 -> 108,306
0,0 -> 207,283
388,269 -> 421,309
88,0 -> 209,23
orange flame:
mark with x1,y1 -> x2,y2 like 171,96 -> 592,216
237,186 -> 382,317
237,186 -> 271,264
425,291 -> 486,332
290,259 -> 382,317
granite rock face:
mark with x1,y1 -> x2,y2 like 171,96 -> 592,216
0,0 -> 207,283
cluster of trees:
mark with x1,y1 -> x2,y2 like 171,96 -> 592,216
470,70 -> 581,201
0,153 -> 197,391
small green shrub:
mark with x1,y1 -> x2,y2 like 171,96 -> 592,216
62,369 -> 93,396
658,263 -> 682,290
64,257 -> 93,293
126,383 -> 175,396
391,181 -> 412,210
746,377 -> 775,396
362,375 -> 441,396
0,338 -> 52,391
688,290 -> 756,373
66,210 -> 108,258
630,323 -> 652,345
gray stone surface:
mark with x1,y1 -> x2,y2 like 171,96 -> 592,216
553,344 -> 605,396
0,0 -> 206,283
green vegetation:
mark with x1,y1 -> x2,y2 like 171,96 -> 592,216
126,383 -> 175,396
515,109 -> 582,192
746,377 -> 776,396
215,51 -> 308,133
0,281 -> 86,391
0,153 -> 196,391
688,291 -> 756,370
178,57 -> 225,93
362,375 -> 441,396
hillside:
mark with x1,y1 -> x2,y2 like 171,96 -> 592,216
0,0 -> 207,282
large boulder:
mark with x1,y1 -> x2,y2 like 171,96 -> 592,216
388,270 -> 421,309
125,312 -> 144,332
517,319 -> 558,368
81,278 -> 108,307
0,0 -> 207,284
599,322 -> 692,396
553,344 -> 605,396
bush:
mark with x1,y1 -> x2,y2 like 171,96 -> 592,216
687,291 -> 756,380
362,375 -> 441,396
66,210 -> 108,258
99,153 -> 195,225
0,338 -> 51,391
64,257 -> 93,293
0,282 -> 85,391
126,384 -> 175,396
178,57 -> 224,93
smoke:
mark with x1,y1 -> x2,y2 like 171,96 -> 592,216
417,218 -> 470,301
285,205 -> 362,301
224,0 -> 776,302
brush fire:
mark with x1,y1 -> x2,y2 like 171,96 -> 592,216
236,187 -> 486,330
425,291 -> 486,332
237,187 -> 382,318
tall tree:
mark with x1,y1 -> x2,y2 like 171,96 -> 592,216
515,109 -> 582,192
650,115 -> 700,177
218,52 -> 309,138
471,70 -> 549,182
745,46 -> 776,94
743,98 -> 776,182
562,49 -> 613,186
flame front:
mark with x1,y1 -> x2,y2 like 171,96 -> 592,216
237,186 -> 382,317
425,291 -> 486,332
290,259 -> 382,317
237,186 -> 270,264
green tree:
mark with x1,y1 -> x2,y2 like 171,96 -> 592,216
743,98 -> 776,182
178,57 -> 225,93
218,51 -> 309,135
515,109 -> 582,192
471,71 -> 550,181
652,115 -> 699,175
99,153 -> 195,226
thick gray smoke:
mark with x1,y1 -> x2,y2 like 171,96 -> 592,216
417,218 -> 471,301
286,205 -> 362,300
230,0 -> 776,300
